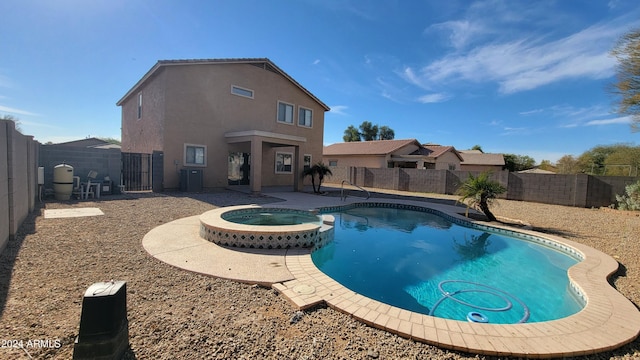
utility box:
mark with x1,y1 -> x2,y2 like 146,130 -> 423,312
180,169 -> 203,192
73,281 -> 129,360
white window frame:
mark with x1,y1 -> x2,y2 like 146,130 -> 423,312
303,154 -> 312,171
275,152 -> 293,174
298,106 -> 313,128
184,143 -> 207,167
137,92 -> 142,119
277,101 -> 294,124
231,85 -> 254,99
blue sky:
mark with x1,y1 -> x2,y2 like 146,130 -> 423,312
1,0 -> 639,163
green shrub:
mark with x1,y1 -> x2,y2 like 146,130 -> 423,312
616,180 -> 640,211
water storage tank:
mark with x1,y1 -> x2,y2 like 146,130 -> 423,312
53,163 -> 74,200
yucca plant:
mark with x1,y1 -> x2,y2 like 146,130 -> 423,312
456,172 -> 506,222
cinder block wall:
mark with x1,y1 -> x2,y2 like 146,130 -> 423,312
327,166 -> 639,208
1,120 -> 39,254
39,145 -> 121,193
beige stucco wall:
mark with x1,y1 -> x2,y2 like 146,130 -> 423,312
322,155 -> 389,168
122,62 -> 326,190
460,164 -> 503,172
121,70 -> 166,154
434,152 -> 461,170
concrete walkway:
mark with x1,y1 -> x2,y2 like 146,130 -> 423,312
142,190 -> 640,358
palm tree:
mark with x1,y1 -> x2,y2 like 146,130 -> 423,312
302,162 -> 333,194
456,172 -> 506,222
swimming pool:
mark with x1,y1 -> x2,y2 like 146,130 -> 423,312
312,204 -> 584,324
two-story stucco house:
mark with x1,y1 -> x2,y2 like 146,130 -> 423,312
117,58 -> 330,194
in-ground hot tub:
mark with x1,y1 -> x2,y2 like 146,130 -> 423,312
199,205 -> 334,249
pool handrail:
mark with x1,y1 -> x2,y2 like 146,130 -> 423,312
340,180 -> 371,201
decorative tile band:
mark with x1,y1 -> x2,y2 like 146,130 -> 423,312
199,206 -> 334,249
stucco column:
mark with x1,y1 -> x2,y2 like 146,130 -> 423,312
250,138 -> 262,194
293,145 -> 302,192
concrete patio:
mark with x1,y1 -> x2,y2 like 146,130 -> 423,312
142,190 -> 640,358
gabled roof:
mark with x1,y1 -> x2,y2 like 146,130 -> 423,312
116,58 -> 330,111
459,152 -> 505,166
48,137 -> 112,147
416,144 -> 464,161
323,139 -> 421,156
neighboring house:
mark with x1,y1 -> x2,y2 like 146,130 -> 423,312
53,137 -> 120,149
39,138 -> 122,194
322,139 -> 463,170
419,144 -> 463,170
458,150 -> 505,172
117,58 -> 330,194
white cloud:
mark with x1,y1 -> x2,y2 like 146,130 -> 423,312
328,105 -> 349,116
412,20 -> 626,94
312,59 -> 321,65
426,20 -> 485,50
417,93 -> 450,103
519,109 -> 544,115
0,105 -> 40,116
585,116 -> 632,126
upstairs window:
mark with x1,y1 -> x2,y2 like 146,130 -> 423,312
231,85 -> 254,99
185,144 -> 206,166
277,101 -> 294,124
298,107 -> 313,127
137,93 -> 142,119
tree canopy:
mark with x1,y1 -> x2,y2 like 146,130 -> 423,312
1,114 -> 21,131
359,121 -> 378,141
342,125 -> 361,142
554,144 -> 640,176
378,125 -> 395,140
611,28 -> 640,132
502,154 -> 535,172
471,144 -> 484,152
343,121 -> 395,142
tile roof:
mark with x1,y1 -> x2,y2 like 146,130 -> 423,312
116,58 -> 329,111
421,145 -> 460,159
323,139 -> 421,156
459,152 -> 505,166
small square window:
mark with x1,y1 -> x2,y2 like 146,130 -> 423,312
298,107 -> 312,127
275,152 -> 293,173
328,160 -> 338,166
277,101 -> 294,124
231,85 -> 254,99
185,144 -> 206,166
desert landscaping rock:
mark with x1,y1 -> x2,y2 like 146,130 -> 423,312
0,190 -> 638,359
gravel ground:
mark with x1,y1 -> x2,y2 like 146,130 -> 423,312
0,190 -> 639,359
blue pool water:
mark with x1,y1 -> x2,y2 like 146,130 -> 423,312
222,208 -> 322,226
312,206 -> 584,324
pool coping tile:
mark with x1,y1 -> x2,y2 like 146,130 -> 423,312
142,192 -> 640,358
